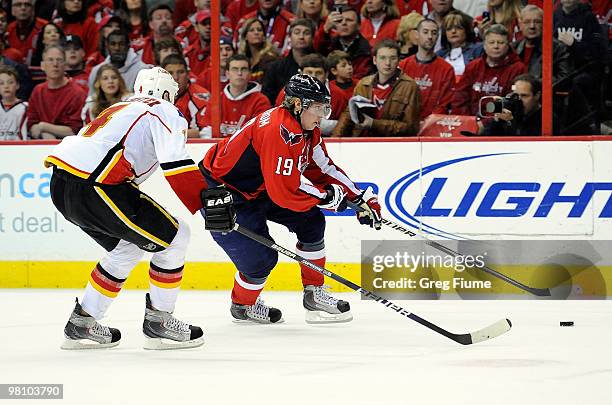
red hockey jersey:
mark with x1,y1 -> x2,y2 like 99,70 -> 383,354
202,82 -> 271,138
6,17 -> 47,65
452,53 -> 527,116
399,55 -> 455,119
395,0 -> 430,16
201,107 -> 361,212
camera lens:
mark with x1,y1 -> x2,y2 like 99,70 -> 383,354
485,101 -> 496,113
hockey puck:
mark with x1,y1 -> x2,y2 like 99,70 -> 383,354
560,321 -> 574,327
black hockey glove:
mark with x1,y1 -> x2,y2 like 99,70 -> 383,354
201,186 -> 236,232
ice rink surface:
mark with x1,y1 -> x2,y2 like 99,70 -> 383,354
0,289 -> 610,405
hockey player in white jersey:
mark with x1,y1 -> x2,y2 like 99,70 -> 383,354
45,67 -> 236,350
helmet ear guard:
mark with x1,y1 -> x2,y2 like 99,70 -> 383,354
134,67 -> 179,103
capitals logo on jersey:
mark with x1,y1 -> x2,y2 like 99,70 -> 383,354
280,124 -> 303,145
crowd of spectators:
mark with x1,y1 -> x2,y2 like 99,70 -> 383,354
0,0 -> 610,140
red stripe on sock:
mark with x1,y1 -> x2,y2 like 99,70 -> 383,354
300,257 -> 325,287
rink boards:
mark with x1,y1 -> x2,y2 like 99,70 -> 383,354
2,138 -> 612,295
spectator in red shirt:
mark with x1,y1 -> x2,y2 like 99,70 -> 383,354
52,0 -> 100,57
153,37 -> 184,66
162,54 -> 210,138
238,18 -> 280,83
0,9 -> 24,62
202,54 -> 272,137
236,0 -> 296,53
136,4 -> 175,65
63,35 -> 89,92
226,0 -> 259,30
184,9 -> 212,76
360,0 -> 401,47
117,0 -> 149,47
314,6 -> 375,79
30,22 -> 65,67
175,0 -> 203,48
327,50 -> 356,101
28,45 -> 87,139
452,24 -> 527,116
7,0 -> 48,65
399,18 -> 455,119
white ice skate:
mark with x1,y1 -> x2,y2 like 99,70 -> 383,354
303,285 -> 353,324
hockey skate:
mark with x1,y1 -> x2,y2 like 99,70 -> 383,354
142,293 -> 204,350
230,297 -> 284,324
61,298 -> 121,350
303,285 -> 353,324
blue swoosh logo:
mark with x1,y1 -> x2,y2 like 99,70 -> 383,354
385,153 -> 522,239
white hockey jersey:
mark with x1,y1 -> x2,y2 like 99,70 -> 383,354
0,100 -> 28,141
45,96 -> 207,213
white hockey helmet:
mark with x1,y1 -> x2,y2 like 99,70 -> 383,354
133,67 -> 179,103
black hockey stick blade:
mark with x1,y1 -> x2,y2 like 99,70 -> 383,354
234,223 -> 512,345
348,202 -> 551,297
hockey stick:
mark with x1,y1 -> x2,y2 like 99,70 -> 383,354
233,223 -> 512,345
347,202 -> 551,297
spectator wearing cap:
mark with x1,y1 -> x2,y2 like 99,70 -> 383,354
201,54 -> 271,138
238,18 -> 279,83
63,35 -> 89,91
30,22 -> 65,67
28,45 -> 87,139
360,0 -> 401,48
226,0 -> 259,30
7,0 -> 48,65
314,6 -> 375,79
52,0 -> 100,57
134,4 -> 175,65
197,36 -> 235,90
117,0 -> 149,48
262,18 -> 315,104
162,54 -> 210,138
88,0 -> 114,23
184,9 -> 212,76
88,28 -> 151,95
236,0 -> 296,53
86,14 -> 126,74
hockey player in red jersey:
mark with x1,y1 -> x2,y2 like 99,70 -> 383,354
200,74 -> 382,324
45,67 -> 236,350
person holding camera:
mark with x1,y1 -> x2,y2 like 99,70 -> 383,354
480,73 -> 557,136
